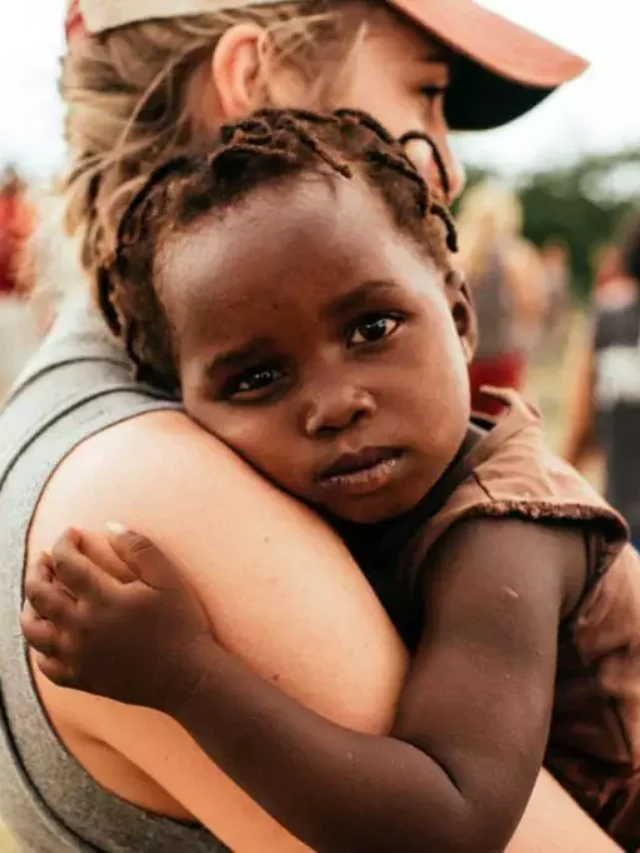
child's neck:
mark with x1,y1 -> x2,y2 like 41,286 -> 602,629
328,421 -> 485,548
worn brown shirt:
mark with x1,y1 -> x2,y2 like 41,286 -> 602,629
343,388 -> 640,849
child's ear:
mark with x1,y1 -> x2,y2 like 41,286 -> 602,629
446,269 -> 477,364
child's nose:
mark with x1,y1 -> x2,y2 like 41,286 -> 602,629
303,387 -> 376,439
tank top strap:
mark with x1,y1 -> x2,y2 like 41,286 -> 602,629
0,294 -> 229,852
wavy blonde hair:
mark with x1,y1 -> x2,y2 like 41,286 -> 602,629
61,0 -> 375,293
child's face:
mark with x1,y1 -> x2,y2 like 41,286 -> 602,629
157,174 -> 475,523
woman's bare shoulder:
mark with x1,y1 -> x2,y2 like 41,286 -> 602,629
32,407 -> 331,548
49,407 -> 277,499
30,407 -> 405,724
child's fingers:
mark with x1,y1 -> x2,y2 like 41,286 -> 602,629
34,551 -> 54,581
20,601 -> 62,658
51,528 -> 120,600
23,573 -> 76,624
34,652 -> 77,690
76,529 -> 137,584
25,551 -> 81,610
106,524 -> 180,591
25,550 -> 58,583
24,551 -> 57,593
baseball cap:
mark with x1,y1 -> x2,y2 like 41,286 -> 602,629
67,0 -> 588,130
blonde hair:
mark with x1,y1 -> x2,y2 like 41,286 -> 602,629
456,178 -> 523,282
62,0 -> 374,291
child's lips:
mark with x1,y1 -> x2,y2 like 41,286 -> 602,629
316,447 -> 406,496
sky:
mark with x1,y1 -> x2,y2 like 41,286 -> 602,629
454,0 -> 640,176
0,0 -> 637,182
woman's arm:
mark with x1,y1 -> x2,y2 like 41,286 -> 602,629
29,514 -> 603,853
507,770 -> 622,852
27,413 -> 622,853
28,409 -> 408,851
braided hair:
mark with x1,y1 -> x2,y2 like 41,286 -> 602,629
98,108 -> 459,393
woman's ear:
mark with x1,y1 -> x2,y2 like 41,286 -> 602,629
210,23 -> 270,119
446,269 -> 477,364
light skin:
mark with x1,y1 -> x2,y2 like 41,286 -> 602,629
199,8 -> 465,198
23,8 -> 622,852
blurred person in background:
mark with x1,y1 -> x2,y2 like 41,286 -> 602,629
593,241 -> 622,294
540,238 -> 571,356
564,212 -> 640,549
0,164 -> 34,296
0,165 -> 41,400
456,179 -> 547,416
17,188 -> 79,335
0,1 -> 618,852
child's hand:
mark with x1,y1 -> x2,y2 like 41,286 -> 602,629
21,526 -> 213,712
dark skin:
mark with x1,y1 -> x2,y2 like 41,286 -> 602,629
22,174 -> 587,852
170,174 -> 471,525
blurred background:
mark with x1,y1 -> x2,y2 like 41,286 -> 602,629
1,1 -> 637,417
0,2 -> 638,845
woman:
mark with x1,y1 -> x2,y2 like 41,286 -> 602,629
456,179 -> 547,416
0,0 -> 616,850
564,213 -> 640,550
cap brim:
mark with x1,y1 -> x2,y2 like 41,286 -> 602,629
388,0 -> 588,130
77,0 -> 588,131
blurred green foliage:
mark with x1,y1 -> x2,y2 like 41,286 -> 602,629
456,149 -> 640,301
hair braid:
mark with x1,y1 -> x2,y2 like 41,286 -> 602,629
399,130 -> 451,199
102,108 -> 459,392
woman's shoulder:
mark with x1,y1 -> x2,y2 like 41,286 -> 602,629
29,406 -> 362,624
70,405 -> 230,464
31,407 -> 321,551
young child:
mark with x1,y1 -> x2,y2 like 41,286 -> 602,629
22,109 -> 640,851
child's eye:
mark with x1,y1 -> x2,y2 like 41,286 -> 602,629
225,364 -> 286,401
348,314 -> 402,346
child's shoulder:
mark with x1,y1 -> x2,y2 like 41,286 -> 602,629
412,389 -> 628,564
474,392 -> 621,520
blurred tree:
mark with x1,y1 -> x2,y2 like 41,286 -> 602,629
456,149 -> 640,300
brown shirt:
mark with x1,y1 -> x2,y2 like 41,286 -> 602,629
346,389 -> 640,849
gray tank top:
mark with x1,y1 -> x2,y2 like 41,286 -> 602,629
0,292 -> 230,852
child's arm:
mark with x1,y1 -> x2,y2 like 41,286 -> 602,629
23,518 -> 585,853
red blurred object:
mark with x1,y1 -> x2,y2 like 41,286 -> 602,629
0,171 -> 36,296
593,244 -> 622,293
65,0 -> 88,43
468,354 -> 526,417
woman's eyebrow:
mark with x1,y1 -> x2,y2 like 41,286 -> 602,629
417,59 -> 451,84
421,39 -> 454,64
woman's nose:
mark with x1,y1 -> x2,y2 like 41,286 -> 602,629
440,140 -> 465,202
303,387 -> 376,439
404,128 -> 466,203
